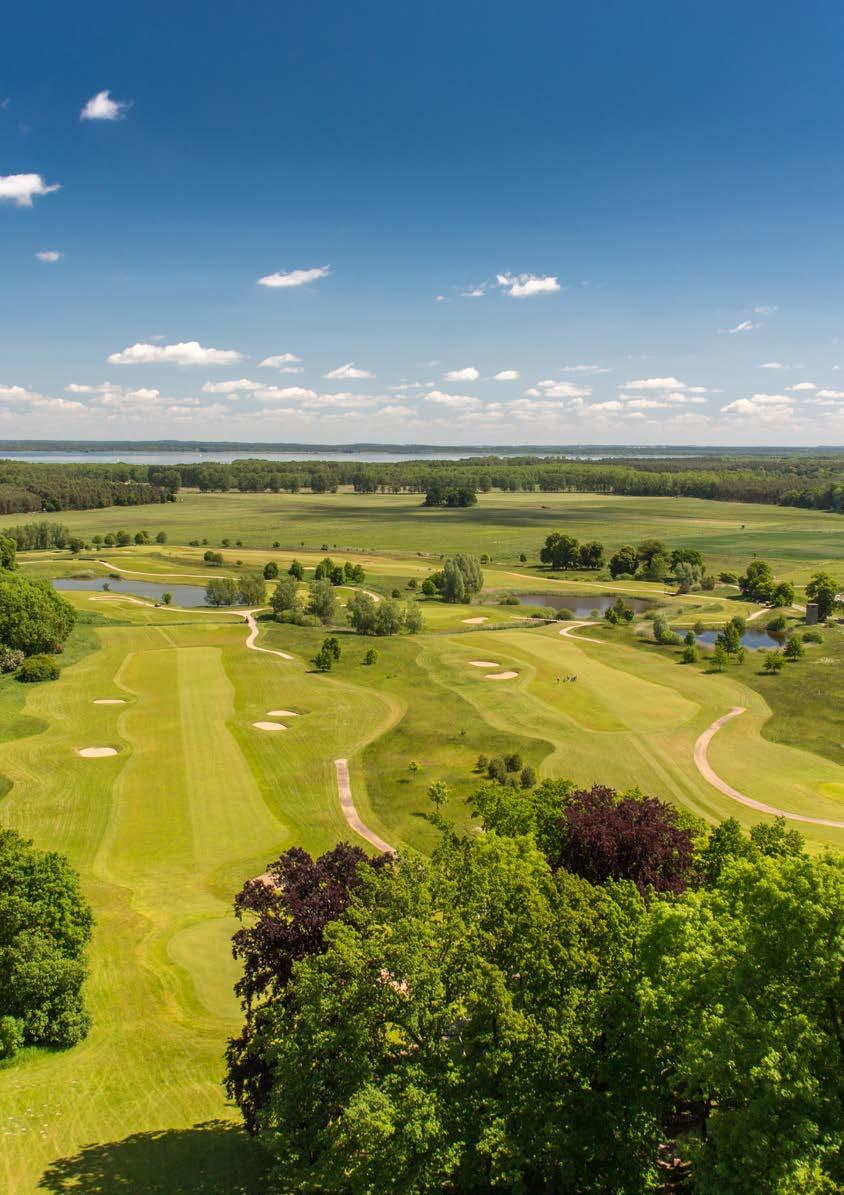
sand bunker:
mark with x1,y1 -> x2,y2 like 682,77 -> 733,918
78,747 -> 118,758
253,721 -> 286,731
93,698 -> 125,705
462,616 -> 488,624
468,660 -> 500,668
267,709 -> 299,717
484,671 -> 518,681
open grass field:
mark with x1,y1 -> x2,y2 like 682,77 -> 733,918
7,488 -> 844,581
1,490 -> 842,1191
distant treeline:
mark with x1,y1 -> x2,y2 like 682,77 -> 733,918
0,454 -> 842,512
0,462 -> 177,516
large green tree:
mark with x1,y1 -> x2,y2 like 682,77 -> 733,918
0,572 -> 75,654
0,829 -> 93,1058
806,571 -> 839,620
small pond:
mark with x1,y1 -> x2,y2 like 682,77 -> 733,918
53,577 -> 210,608
513,592 -> 654,617
696,628 -> 786,651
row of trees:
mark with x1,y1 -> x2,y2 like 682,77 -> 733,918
540,532 -> 604,570
226,780 -> 842,1193
423,554 -> 484,602
205,573 -> 266,607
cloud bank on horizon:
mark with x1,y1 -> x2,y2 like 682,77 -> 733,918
1,3 -> 843,445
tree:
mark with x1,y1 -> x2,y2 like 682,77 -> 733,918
638,551 -> 671,582
374,599 -> 404,636
806,571 -> 838,621
307,579 -> 337,625
771,580 -> 795,607
270,576 -> 302,621
739,559 -> 774,601
673,561 -> 703,593
205,577 -> 239,607
553,785 -> 695,894
237,572 -> 266,605
403,599 -> 423,634
520,765 -> 537,787
161,592 -> 173,605
324,636 -> 341,661
609,544 -> 638,578
637,853 -> 844,1193
363,647 -> 379,665
441,559 -> 466,602
155,530 -> 167,543
0,828 -> 93,1058
763,649 -> 785,673
225,843 -> 384,1132
540,533 -> 581,570
421,578 -> 436,597
783,634 -> 804,660
0,573 -> 75,654
346,591 -> 378,634
441,554 -> 483,602
263,561 -> 279,580
711,642 -> 729,671
578,540 -> 605,570
312,644 -> 334,671
245,829 -> 655,1194
0,532 -> 16,570
682,643 -> 699,664
288,559 -> 305,581
636,539 -> 668,568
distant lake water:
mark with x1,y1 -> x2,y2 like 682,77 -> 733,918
1,449 -> 691,465
513,592 -> 654,616
54,577 -> 209,607
697,628 -> 786,651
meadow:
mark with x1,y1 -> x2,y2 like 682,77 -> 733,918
0,488 -> 842,1192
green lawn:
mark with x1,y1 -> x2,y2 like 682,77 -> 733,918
0,494 -> 842,1191
6,488 -> 844,579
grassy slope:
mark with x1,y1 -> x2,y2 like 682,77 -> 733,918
6,488 -> 844,579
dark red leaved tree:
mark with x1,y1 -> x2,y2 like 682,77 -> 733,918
554,785 -> 694,895
225,842 -> 388,1131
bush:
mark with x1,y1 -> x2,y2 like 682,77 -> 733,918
682,644 -> 699,664
783,635 -> 804,660
0,646 -> 24,673
763,650 -> 785,674
520,765 -> 537,788
802,629 -> 823,644
487,757 -> 507,784
766,613 -> 788,633
0,573 -> 76,655
499,595 -> 521,606
504,752 -> 522,773
16,654 -> 60,683
557,607 -> 574,621
476,754 -> 489,772
363,648 -> 379,665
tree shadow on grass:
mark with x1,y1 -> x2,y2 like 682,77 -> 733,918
38,1119 -> 272,1194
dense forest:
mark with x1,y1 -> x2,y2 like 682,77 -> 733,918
0,453 -> 842,512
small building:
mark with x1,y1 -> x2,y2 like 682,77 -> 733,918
805,602 -> 820,626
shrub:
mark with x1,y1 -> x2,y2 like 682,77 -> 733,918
476,754 -> 489,772
0,574 -> 75,655
520,765 -> 537,788
487,757 -> 507,784
17,654 -> 60,683
499,595 -> 521,606
682,644 -> 699,664
557,607 -> 574,621
766,613 -> 788,633
763,650 -> 785,674
363,648 -> 379,665
783,635 -> 804,660
802,629 -> 823,644
504,752 -> 522,773
0,646 -> 24,673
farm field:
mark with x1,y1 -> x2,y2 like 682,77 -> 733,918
0,491 -> 842,1191
8,488 -> 844,581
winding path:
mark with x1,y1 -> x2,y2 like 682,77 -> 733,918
693,708 -> 844,829
558,621 -> 606,645
334,758 -> 395,854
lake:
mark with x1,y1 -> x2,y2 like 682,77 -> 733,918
54,577 -> 210,607
513,592 -> 654,617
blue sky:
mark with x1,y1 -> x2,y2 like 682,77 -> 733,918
2,0 -> 843,445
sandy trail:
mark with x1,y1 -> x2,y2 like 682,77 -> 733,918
693,708 -> 844,829
334,758 -> 395,854
558,621 -> 606,645
746,607 -> 768,622
94,558 -> 223,580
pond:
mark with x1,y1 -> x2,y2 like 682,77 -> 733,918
53,577 -> 211,608
696,627 -> 786,651
513,592 -> 654,617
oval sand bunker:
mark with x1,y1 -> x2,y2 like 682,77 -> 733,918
462,616 -> 488,624
253,721 -> 286,731
468,661 -> 500,668
267,709 -> 299,717
93,698 -> 126,705
78,747 -> 118,758
485,671 -> 518,680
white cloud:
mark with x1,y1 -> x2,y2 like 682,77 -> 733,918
301,392 -> 382,409
323,362 -> 373,380
378,404 -> 413,417
722,393 -> 793,416
0,173 -> 61,207
529,379 -> 592,399
443,366 -> 479,382
253,386 -> 318,403
588,400 -> 624,412
760,361 -> 787,369
35,250 -> 61,262
201,378 -> 261,394
0,385 -> 35,402
816,389 -> 844,399
492,370 -> 520,381
123,388 -> 159,401
753,305 -> 778,314
559,364 -> 609,374
719,319 -> 759,334
496,272 -> 560,297
623,376 -> 687,391
259,353 -> 302,370
425,389 -> 481,409
80,90 -> 130,121
625,398 -> 669,410
257,266 -> 330,289
434,294 -> 446,302
107,340 -> 243,366
787,382 -> 816,392
460,284 -> 487,297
